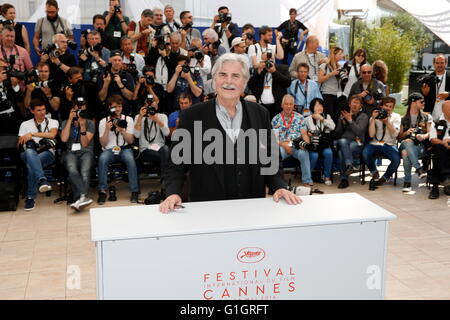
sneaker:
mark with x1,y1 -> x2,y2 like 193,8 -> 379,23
97,192 -> 107,205
402,182 -> 412,192
415,167 -> 427,179
428,185 -> 440,200
77,195 -> 93,210
130,192 -> 139,203
24,198 -> 35,211
38,179 -> 52,193
338,179 -> 349,189
324,178 -> 332,186
377,177 -> 387,186
70,199 -> 81,211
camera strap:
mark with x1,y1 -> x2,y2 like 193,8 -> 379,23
295,80 -> 308,108
110,115 -> 126,147
72,124 -> 80,143
375,122 -> 387,143
49,16 -> 65,36
144,117 -> 160,144
306,53 -> 317,77
1,45 -> 20,66
35,118 -> 49,133
436,74 -> 444,93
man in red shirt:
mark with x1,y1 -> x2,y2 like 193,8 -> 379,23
127,9 -> 155,56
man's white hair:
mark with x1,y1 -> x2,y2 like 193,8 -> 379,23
52,33 -> 66,44
202,28 -> 219,42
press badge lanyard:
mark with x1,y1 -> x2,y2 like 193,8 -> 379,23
306,53 -> 317,77
295,80 -> 308,107
264,73 -> 272,88
49,17 -> 65,35
281,113 -> 294,130
35,118 -> 49,133
72,125 -> 80,143
436,74 -> 444,93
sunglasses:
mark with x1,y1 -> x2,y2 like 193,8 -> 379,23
362,71 -> 372,74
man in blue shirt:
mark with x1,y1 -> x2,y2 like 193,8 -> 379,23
168,92 -> 192,136
288,62 -> 322,116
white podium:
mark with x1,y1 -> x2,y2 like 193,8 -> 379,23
90,193 -> 396,300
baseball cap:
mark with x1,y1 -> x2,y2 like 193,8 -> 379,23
408,92 -> 424,105
231,37 -> 245,48
110,50 -> 123,57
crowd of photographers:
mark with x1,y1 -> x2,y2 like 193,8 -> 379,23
0,0 -> 449,211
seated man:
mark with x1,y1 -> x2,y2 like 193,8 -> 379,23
428,100 -> 450,199
18,99 -> 58,210
97,95 -> 139,204
168,92 -> 192,136
272,94 -> 312,186
362,96 -> 401,186
334,95 -> 369,189
60,97 -> 95,211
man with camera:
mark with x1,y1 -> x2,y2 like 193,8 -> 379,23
202,28 -> 227,59
288,63 -> 322,116
248,51 -> 291,119
127,9 -> 155,56
33,0 -> 73,56
167,55 -> 203,108
428,100 -> 450,199
60,97 -> 95,211
134,96 -> 170,176
248,26 -> 284,71
79,30 -> 110,82
98,94 -> 139,204
98,50 -> 135,116
276,8 -> 309,65
103,0 -> 130,51
120,36 -> 145,79
91,15 -> 113,50
60,67 -> 90,121
272,94 -> 313,186
398,93 -> 431,192
168,92 -> 192,136
210,6 -> 240,53
1,25 -> 33,76
151,8 -> 171,39
288,35 -> 326,81
18,98 -> 58,210
179,11 -> 201,50
362,96 -> 401,186
349,64 -> 386,116
0,63 -> 23,134
164,5 -> 180,33
187,38 -> 211,87
133,66 -> 165,113
421,54 -> 450,122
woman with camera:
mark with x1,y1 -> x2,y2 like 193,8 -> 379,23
398,93 -> 432,192
343,48 -> 367,98
304,98 -> 335,186
318,47 -> 346,125
0,3 -> 30,54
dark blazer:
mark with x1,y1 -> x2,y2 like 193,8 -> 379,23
422,71 -> 450,114
247,64 -> 291,109
163,98 -> 287,202
214,22 -> 240,47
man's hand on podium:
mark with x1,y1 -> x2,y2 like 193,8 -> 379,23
273,188 -> 302,205
159,194 -> 183,214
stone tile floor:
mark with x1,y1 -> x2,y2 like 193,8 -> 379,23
0,169 -> 449,300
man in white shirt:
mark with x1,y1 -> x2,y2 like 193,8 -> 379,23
18,99 -> 58,210
247,25 -> 283,71
97,95 -> 139,204
187,37 -> 212,86
362,96 -> 401,186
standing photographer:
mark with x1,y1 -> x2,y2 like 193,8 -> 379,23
398,93 -> 431,192
362,96 -> 401,186
151,8 -> 171,39
0,63 -> 23,134
0,3 -> 31,54
18,98 -> 58,211
127,9 -> 155,56
60,97 -> 95,211
421,54 -> 450,122
164,5 -> 180,33
103,0 -> 130,51
78,30 -> 110,82
187,38 -> 212,86
276,8 -> 309,65
120,36 -> 145,79
248,26 -> 284,71
97,95 -> 139,204
1,25 -> 33,74
133,66 -> 164,111
211,6 -> 240,53
91,15 -> 113,50
179,11 -> 201,50
343,48 -> 367,98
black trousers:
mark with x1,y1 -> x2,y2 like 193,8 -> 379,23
137,146 -> 170,174
261,103 -> 280,120
430,144 -> 450,184
322,94 -> 340,125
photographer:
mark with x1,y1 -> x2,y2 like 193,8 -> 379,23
60,98 -> 95,211
92,15 -> 113,50
334,95 -> 369,189
167,55 -> 203,107
127,9 -> 155,56
78,30 -> 110,82
362,96 -> 401,186
0,3 -> 30,54
18,98 -> 58,211
133,65 -> 164,112
242,24 -> 256,47
164,5 -> 180,33
248,26 -> 283,71
98,50 -> 135,116
98,95 -> 139,204
134,99 -> 170,176
202,28 -> 227,58
343,48 -> 367,98
421,54 -> 450,122
276,8 -> 309,65
187,37 -> 212,86
318,47 -> 347,124
211,6 -> 240,53
168,92 -> 192,136
272,94 -> 312,186
1,25 -> 33,74
247,52 -> 291,119
152,8 -> 171,39
287,63 -> 322,116
398,93 -> 431,192
33,0 -> 73,56
289,35 -> 326,81
61,67 -> 89,121
0,63 -> 23,134
179,11 -> 202,50
304,98 -> 335,186
121,36 -> 145,79
428,100 -> 450,199
102,0 -> 130,51
349,64 -> 386,116
24,62 -> 60,118
40,33 -> 76,90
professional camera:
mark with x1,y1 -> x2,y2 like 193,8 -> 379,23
24,139 -> 56,154
114,5 -> 121,13
218,13 -> 232,23
144,191 -> 162,205
418,73 -> 439,87
67,40 -> 78,51
181,22 -> 193,31
193,66 -> 200,77
0,19 -> 14,26
155,35 -> 168,51
409,127 -> 424,145
110,118 -> 127,131
181,64 -> 191,74
145,75 -> 155,86
88,43 -> 103,54
308,130 -> 322,152
375,108 -> 388,120
126,56 -> 138,79
146,106 -> 157,116
244,33 -> 254,41
364,89 -> 383,104
146,94 -> 154,106
265,60 -> 274,69
0,99 -> 13,112
32,80 -> 53,89
292,137 -> 310,151
337,68 -> 349,91
41,43 -> 60,58
89,62 -> 101,83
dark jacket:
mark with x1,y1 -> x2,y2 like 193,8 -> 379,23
421,71 -> 450,114
247,64 -> 291,111
214,22 -> 240,47
163,98 -> 287,202
334,111 -> 369,143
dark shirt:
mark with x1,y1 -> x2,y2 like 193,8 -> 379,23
277,20 -> 307,40
48,52 -> 76,90
98,70 -> 136,115
14,23 -> 25,48
102,11 -> 130,50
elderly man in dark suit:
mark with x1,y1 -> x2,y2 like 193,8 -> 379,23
160,53 -> 301,213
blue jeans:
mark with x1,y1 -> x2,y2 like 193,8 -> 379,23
280,147 -> 312,184
309,147 -> 333,178
362,144 -> 400,180
98,148 -> 139,193
20,149 -> 55,199
63,150 -> 94,200
399,141 -> 425,183
336,138 -> 362,180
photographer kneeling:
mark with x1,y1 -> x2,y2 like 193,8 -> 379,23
60,97 -> 95,211
134,96 -> 170,177
97,95 -> 139,204
304,98 -> 335,185
18,98 -> 58,211
398,93 -> 431,192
